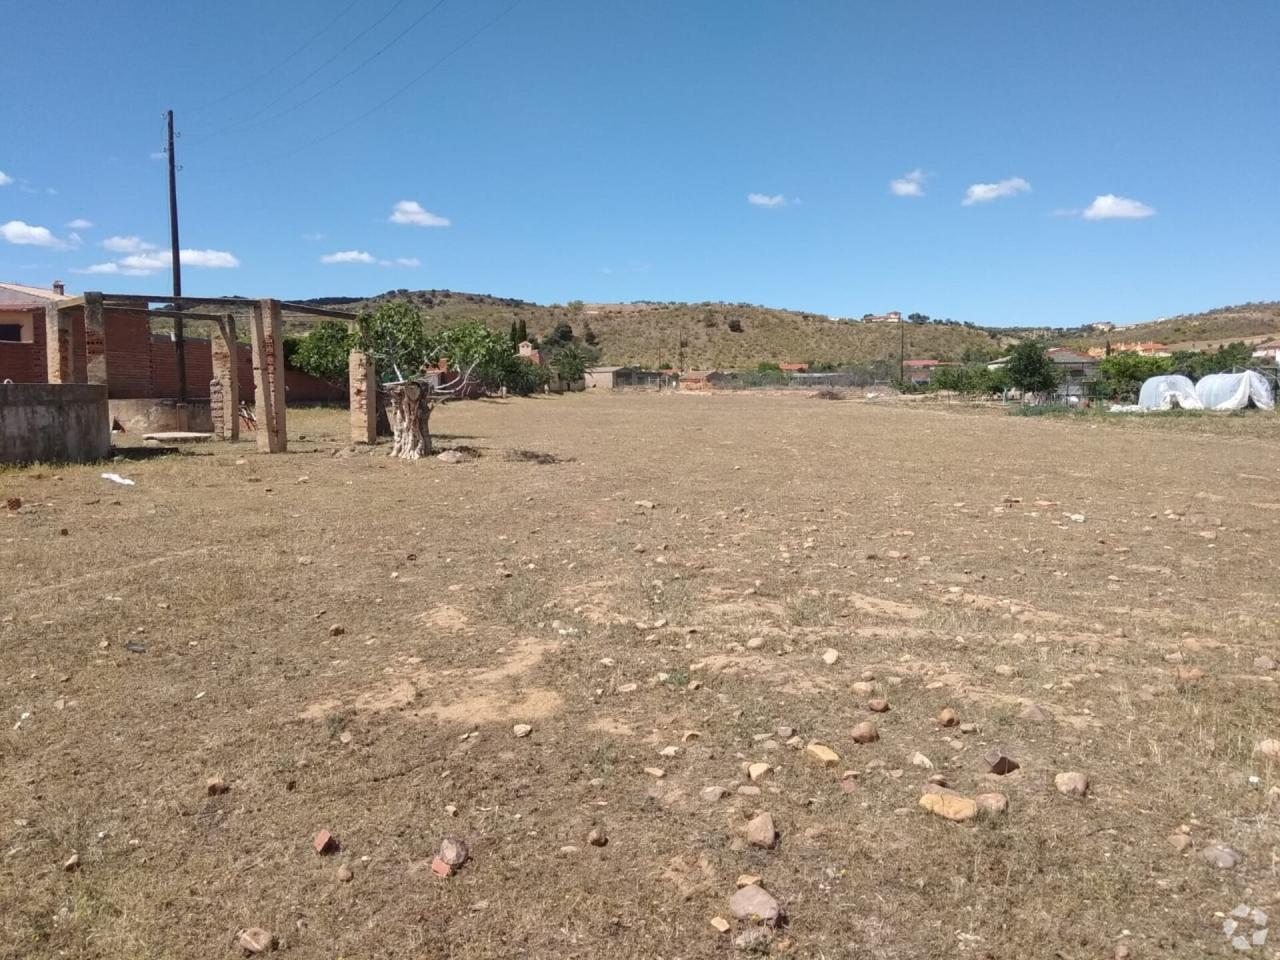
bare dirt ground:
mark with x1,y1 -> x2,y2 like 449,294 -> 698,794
3,392 -> 1280,959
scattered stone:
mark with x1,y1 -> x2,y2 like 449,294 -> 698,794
587,827 -> 608,847
728,884 -> 781,925
1054,771 -> 1089,797
1019,703 -> 1053,724
1167,833 -> 1193,854
775,725 -> 795,740
336,864 -> 353,883
328,624 -> 345,637
512,723 -> 533,738
909,751 -> 934,770
236,927 -> 275,955
701,785 -> 728,802
745,637 -> 765,650
867,698 -> 890,713
850,681 -> 875,696
709,916 -> 731,934
737,785 -> 761,797
984,749 -> 1019,776
851,721 -> 879,744
439,837 -> 469,866
1254,739 -> 1280,760
430,856 -> 454,878
975,792 -> 1009,815
1254,656 -> 1276,672
736,873 -> 762,888
62,852 -> 80,872
806,743 -> 840,767
1202,843 -> 1243,869
436,450 -> 465,464
994,664 -> 1015,677
822,648 -> 840,666
206,776 -> 229,796
745,812 -> 777,848
937,708 -> 958,727
919,792 -> 978,822
645,767 -> 666,778
747,762 -> 772,782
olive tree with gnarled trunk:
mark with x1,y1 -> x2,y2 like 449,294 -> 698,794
354,303 -> 517,460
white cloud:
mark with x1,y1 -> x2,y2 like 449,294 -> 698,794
393,257 -> 421,267
889,169 -> 928,197
0,170 -> 12,186
102,235 -> 158,253
321,249 -> 376,264
1,220 -> 67,248
66,218 -> 94,229
747,193 -> 787,208
1082,194 -> 1155,220
389,200 -> 450,227
962,177 -> 1031,206
303,231 -> 327,241
78,246 -> 240,276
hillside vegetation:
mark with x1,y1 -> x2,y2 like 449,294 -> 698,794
1064,301 -> 1280,351
296,290 -> 1001,369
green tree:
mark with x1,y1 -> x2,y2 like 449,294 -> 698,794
292,321 -> 354,386
550,343 -> 590,384
727,317 -> 743,333
509,320 -> 520,347
546,320 -> 575,347
1005,342 -> 1059,397
1099,352 -> 1171,400
516,318 -> 528,343
583,323 -> 599,347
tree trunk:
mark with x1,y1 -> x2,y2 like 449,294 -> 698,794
383,382 -> 433,460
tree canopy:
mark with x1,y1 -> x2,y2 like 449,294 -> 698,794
1005,342 -> 1059,395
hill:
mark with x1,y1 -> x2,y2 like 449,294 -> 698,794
295,289 -> 1002,369
1076,302 -> 1280,351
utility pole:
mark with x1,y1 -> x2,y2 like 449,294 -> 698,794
167,109 -> 187,401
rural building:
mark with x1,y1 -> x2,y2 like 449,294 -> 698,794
864,311 -> 902,324
678,370 -> 723,391
517,340 -> 543,365
584,366 -> 624,389
0,280 -> 344,430
778,362 -> 809,373
1251,339 -> 1280,361
901,358 -> 956,386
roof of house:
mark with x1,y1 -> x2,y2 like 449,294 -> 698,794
681,370 -> 717,380
587,366 -> 625,373
778,362 -> 808,371
902,358 -> 943,367
1046,348 -> 1096,364
0,281 -> 71,308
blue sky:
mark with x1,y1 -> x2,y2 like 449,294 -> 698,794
2,0 -> 1277,327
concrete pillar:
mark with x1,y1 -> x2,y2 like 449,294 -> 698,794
44,304 -> 75,383
84,293 -> 107,387
349,348 -> 376,444
210,313 -> 240,441
249,299 -> 287,453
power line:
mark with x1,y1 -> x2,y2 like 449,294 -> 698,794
201,0 -> 524,175
189,0 -> 362,114
192,0 -> 412,141
270,0 -> 524,160
250,0 -> 449,131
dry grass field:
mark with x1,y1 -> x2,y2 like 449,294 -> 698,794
3,393 -> 1280,959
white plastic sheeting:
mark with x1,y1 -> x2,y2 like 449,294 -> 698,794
1194,371 -> 1274,411
1138,375 -> 1202,411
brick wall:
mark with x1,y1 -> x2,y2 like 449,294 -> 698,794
0,310 -> 344,404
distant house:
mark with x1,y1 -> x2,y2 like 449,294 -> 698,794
517,340 -> 543,365
778,362 -> 808,373
584,366 -> 624,389
1110,341 -> 1169,357
864,311 -> 902,324
1251,339 -> 1280,361
679,370 -> 723,391
1046,348 -> 1101,397
901,358 -> 956,386
0,280 -> 68,343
